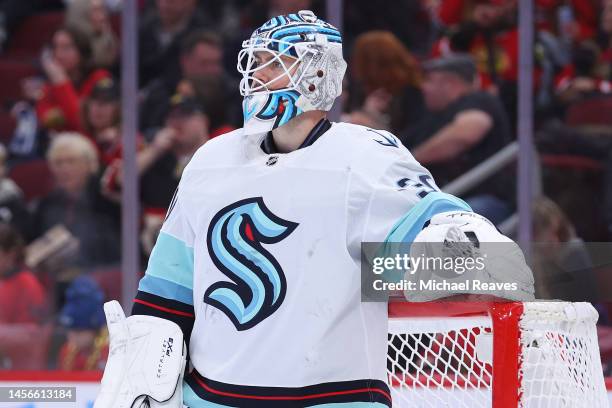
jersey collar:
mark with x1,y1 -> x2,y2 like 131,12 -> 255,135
261,118 -> 332,154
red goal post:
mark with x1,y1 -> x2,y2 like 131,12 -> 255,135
387,301 -> 609,407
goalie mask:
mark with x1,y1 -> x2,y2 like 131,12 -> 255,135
237,10 -> 347,135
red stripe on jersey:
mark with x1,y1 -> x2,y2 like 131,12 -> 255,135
133,298 -> 195,318
192,374 -> 392,402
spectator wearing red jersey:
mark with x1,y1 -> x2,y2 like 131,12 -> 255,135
36,26 -> 110,134
0,223 -> 46,324
81,78 -> 143,168
84,79 -> 151,202
554,42 -> 611,108
435,0 -> 596,42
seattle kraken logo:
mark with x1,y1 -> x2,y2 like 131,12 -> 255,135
205,197 -> 298,330
256,90 -> 302,129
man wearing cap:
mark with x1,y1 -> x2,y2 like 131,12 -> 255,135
138,94 -> 209,253
401,53 -> 513,224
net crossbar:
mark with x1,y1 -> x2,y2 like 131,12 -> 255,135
387,301 -> 608,408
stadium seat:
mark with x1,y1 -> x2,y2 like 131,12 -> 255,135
540,154 -> 604,172
5,12 -> 65,60
0,111 -> 16,145
110,13 -> 122,38
0,323 -> 52,369
8,159 -> 54,202
598,325 -> 612,363
565,96 -> 612,130
0,60 -> 38,107
541,154 -> 607,241
89,267 -> 123,302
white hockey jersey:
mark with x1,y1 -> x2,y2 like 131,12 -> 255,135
135,122 -> 470,407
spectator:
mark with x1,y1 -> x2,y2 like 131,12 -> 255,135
598,0 -> 612,80
30,133 -> 120,270
139,95 -> 209,254
65,0 -> 119,70
81,78 -> 124,166
36,26 -> 111,133
57,276 -> 108,371
82,78 -> 152,202
238,0 -> 324,36
554,41 -> 610,109
139,0 -> 213,87
0,223 -> 46,324
431,1 -> 517,89
343,0 -> 432,56
532,197 -> 598,302
345,30 -> 425,134
8,77 -> 46,159
0,144 -> 29,234
401,54 -> 513,224
140,95 -> 209,210
140,30 -> 241,135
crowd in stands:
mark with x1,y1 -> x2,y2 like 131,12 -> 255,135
0,0 -> 611,372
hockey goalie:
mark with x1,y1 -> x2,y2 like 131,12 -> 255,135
94,10 -> 534,408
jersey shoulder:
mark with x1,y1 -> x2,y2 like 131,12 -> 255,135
185,128 -> 246,171
329,122 -> 421,180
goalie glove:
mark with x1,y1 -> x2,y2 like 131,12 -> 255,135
406,211 -> 535,302
94,301 -> 186,408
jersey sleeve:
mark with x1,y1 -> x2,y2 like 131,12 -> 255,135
132,186 -> 195,346
348,143 -> 472,255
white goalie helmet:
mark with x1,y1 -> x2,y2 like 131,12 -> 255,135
237,10 -> 347,134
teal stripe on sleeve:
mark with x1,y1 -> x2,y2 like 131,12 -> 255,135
138,274 -> 193,305
146,231 -> 194,290
385,192 -> 472,244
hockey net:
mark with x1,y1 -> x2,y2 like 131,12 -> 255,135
387,301 -> 608,407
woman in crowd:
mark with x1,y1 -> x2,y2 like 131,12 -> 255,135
345,30 -> 424,134
29,132 -> 119,271
81,77 -> 123,167
36,26 -> 110,133
0,223 -> 46,324
532,197 -> 598,302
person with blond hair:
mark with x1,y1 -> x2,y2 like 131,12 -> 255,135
30,132 -> 119,271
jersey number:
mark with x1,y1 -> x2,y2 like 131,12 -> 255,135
397,174 -> 438,198
205,197 -> 298,330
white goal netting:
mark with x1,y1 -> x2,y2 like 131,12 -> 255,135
387,301 -> 608,408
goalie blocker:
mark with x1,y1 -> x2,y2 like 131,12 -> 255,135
94,301 -> 186,408
405,211 -> 535,302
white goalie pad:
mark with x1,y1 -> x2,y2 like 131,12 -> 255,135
406,211 -> 535,302
94,301 -> 186,408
